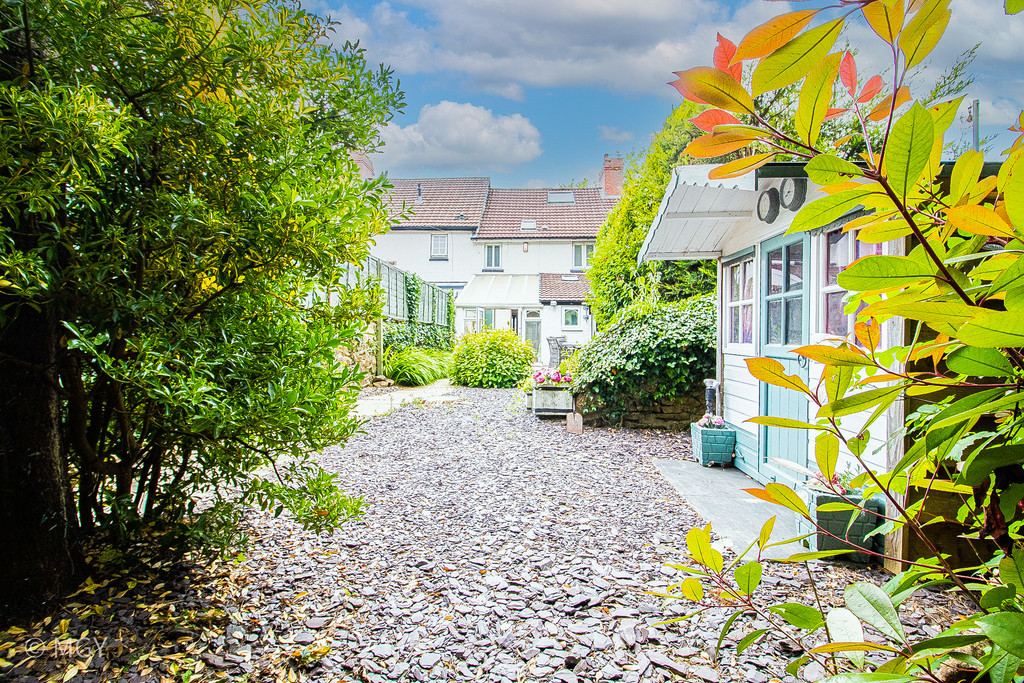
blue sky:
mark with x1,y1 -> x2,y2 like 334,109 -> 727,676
311,0 -> 1024,189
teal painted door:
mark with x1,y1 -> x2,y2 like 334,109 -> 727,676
758,232 -> 810,486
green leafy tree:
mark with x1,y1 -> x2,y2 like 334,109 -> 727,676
0,0 -> 402,617
664,0 -> 1024,680
587,102 -> 717,330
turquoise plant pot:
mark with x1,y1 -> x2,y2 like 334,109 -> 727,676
691,422 -> 736,467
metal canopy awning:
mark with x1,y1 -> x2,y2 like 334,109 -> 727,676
638,165 -> 759,263
455,274 -> 540,308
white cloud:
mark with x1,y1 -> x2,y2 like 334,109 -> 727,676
598,125 -> 634,142
374,101 -> 543,173
321,0 -> 789,98
326,0 -> 1022,142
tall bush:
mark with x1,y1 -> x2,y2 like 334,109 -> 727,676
573,295 -> 716,421
587,103 -> 718,330
451,329 -> 534,389
662,3 -> 1024,681
0,0 -> 402,615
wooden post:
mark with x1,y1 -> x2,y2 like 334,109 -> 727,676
375,257 -> 384,376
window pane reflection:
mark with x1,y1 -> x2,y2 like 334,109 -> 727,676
786,298 -> 803,345
768,249 -> 783,294
856,240 -> 883,259
786,243 -> 803,292
825,292 -> 848,335
742,304 -> 753,344
827,231 -> 850,285
767,300 -> 782,344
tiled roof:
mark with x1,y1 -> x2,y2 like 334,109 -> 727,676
476,188 -> 617,240
385,177 -> 490,229
539,273 -> 591,303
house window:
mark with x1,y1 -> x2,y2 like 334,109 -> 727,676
572,243 -> 595,269
726,258 -> 755,345
563,307 -> 581,328
483,308 -> 494,328
430,234 -> 448,259
822,230 -> 883,337
485,244 -> 502,269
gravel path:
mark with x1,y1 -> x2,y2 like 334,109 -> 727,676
0,387 -> 970,683
227,388 -> 965,683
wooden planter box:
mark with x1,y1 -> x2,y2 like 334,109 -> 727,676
533,385 -> 573,417
691,423 -> 736,467
525,391 -> 533,409
795,489 -> 885,563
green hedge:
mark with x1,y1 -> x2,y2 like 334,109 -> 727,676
383,319 -> 453,352
381,274 -> 455,352
572,294 -> 716,420
451,329 -> 534,388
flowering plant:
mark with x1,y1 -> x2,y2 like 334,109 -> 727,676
809,472 -> 847,495
695,413 -> 725,429
533,367 -> 572,386
806,468 -> 857,496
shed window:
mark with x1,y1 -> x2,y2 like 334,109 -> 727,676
822,230 -> 882,337
726,258 -> 754,345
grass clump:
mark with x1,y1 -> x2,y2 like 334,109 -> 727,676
383,346 -> 452,386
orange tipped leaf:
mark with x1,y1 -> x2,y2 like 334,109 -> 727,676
714,34 -> 744,82
674,67 -> 756,114
857,75 -> 885,103
839,51 -> 857,96
689,108 -> 741,133
733,9 -> 820,62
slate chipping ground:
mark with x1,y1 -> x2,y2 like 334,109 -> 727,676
0,387 -> 968,682
229,387 -> 965,682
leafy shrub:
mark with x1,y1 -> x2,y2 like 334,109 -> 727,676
383,346 -> 451,386
573,294 -> 715,420
451,329 -> 534,388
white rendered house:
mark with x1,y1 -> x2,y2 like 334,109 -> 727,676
372,157 -> 623,366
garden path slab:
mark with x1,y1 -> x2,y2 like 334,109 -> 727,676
353,378 -> 461,417
653,459 -> 803,560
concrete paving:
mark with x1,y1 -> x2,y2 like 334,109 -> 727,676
353,379 -> 463,417
654,459 -> 805,560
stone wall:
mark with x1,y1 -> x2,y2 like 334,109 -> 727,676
336,320 -> 379,387
578,390 -> 705,430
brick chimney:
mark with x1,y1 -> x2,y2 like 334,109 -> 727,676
600,154 -> 623,198
350,150 -> 375,180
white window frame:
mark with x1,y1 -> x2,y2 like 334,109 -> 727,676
724,256 -> 755,351
572,243 -> 595,269
816,229 -> 884,343
562,306 -> 581,329
430,233 -> 448,259
485,244 -> 502,270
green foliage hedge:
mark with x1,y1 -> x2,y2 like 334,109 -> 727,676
383,319 -> 454,352
381,275 -> 455,351
451,329 -> 534,388
587,103 -> 718,330
573,295 -> 716,419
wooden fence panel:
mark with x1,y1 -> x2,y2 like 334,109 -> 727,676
337,256 -> 450,327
